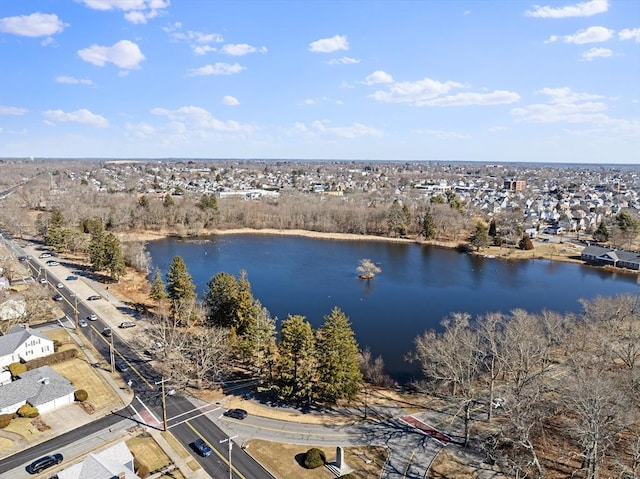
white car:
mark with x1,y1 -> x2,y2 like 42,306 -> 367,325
88,314 -> 98,321
78,319 -> 88,328
57,283 -> 64,289
39,278 -> 47,284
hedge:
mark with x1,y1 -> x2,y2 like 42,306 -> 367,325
25,349 -> 78,370
8,362 -> 27,378
0,413 -> 17,428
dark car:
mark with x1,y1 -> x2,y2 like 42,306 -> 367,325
87,295 -> 101,301
224,408 -> 248,420
192,438 -> 213,457
53,295 -> 64,302
26,453 -> 63,474
102,327 -> 112,337
115,358 -> 129,372
66,275 -> 78,280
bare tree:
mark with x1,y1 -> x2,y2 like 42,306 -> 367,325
357,259 -> 381,279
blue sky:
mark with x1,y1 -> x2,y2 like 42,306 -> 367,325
1,0 -> 638,163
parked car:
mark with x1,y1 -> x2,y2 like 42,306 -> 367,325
192,438 -> 213,457
223,408 -> 248,420
87,295 -> 101,301
115,358 -> 129,372
88,314 -> 98,321
102,327 -> 112,337
26,453 -> 63,474
119,321 -> 136,329
39,253 -> 52,258
66,275 -> 78,280
46,261 -> 60,266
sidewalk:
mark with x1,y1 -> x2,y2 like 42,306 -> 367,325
148,429 -> 212,479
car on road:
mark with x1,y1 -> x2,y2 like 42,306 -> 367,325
115,358 -> 129,372
119,321 -> 136,329
87,295 -> 101,301
39,277 -> 47,284
102,327 -> 112,337
66,275 -> 78,280
223,408 -> 248,420
192,438 -> 213,457
39,253 -> 52,258
26,453 -> 63,474
78,319 -> 88,328
56,282 -> 64,289
46,260 -> 60,266
18,255 -> 28,262
88,314 -> 98,321
53,294 -> 64,302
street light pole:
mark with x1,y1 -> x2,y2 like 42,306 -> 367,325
220,435 -> 238,479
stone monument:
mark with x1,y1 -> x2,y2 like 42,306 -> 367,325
325,446 -> 354,477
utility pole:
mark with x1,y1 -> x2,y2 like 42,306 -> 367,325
220,435 -> 238,479
110,334 -> 115,373
74,295 -> 79,329
155,378 -> 170,431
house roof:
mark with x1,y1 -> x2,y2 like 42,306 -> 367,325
0,327 -> 52,358
581,245 -> 640,265
0,366 -> 75,411
56,441 -> 140,479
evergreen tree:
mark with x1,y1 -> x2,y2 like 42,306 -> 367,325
239,300 -> 277,378
44,208 -> 68,251
89,222 -> 107,271
103,233 -> 125,280
315,307 -> 362,402
388,199 -> 407,237
204,271 -> 240,328
593,221 -> 609,243
488,218 -> 497,237
166,256 -> 196,323
275,315 -> 316,403
422,209 -> 437,239
150,267 -> 168,304
471,221 -> 489,251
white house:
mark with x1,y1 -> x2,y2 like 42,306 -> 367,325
0,326 -> 54,369
56,441 -> 141,479
0,365 -> 75,414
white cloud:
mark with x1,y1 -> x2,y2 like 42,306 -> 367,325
80,0 -> 169,24
619,28 -> 640,42
511,87 -> 610,124
526,0 -> 608,18
562,26 -> 614,44
223,95 -> 239,106
328,56 -> 360,65
187,63 -> 245,77
364,70 -> 394,85
0,12 -> 67,37
150,105 -> 253,132
297,120 -> 382,139
193,45 -> 217,55
219,43 -> 267,56
164,23 -> 225,54
412,129 -> 471,140
545,34 -> 559,43
78,40 -> 145,69
581,47 -> 613,60
369,77 -> 464,104
55,75 -> 94,86
0,106 -> 28,115
309,34 -> 349,53
43,109 -> 109,128
417,90 -> 521,107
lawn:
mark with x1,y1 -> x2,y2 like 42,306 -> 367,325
127,434 -> 172,473
246,440 -> 387,479
50,358 -> 114,410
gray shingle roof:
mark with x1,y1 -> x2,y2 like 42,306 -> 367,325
0,366 -> 74,412
0,328 -> 51,357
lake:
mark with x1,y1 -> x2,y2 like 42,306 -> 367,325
146,234 -> 639,382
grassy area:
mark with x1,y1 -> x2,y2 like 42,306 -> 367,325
161,431 -> 192,460
50,358 -> 114,410
246,440 -> 387,479
127,434 -> 172,473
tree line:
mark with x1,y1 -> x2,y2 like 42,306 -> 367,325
146,258 -> 365,404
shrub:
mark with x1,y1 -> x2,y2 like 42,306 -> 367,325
25,349 -> 78,370
303,448 -> 326,469
518,234 -> 534,251
0,414 -> 16,428
74,389 -> 89,402
17,404 -> 39,418
136,464 -> 150,478
8,362 -> 27,378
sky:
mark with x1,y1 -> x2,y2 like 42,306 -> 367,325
0,0 -> 639,164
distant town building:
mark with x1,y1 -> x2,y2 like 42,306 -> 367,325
504,179 -> 526,191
